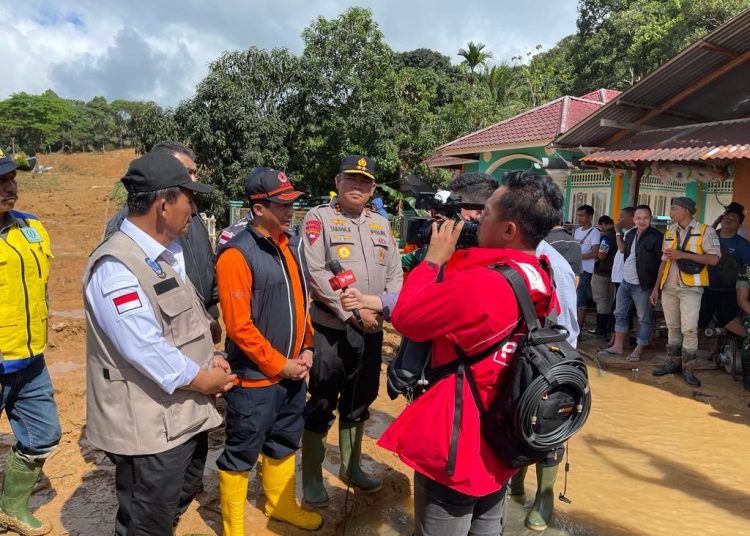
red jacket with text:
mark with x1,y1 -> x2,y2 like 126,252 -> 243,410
378,247 -> 556,497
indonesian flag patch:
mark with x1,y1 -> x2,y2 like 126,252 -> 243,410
113,291 -> 143,315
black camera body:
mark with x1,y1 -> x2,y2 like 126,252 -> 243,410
406,191 -> 481,248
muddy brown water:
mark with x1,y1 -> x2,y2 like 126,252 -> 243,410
347,353 -> 750,536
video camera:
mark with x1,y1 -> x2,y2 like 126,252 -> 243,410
405,190 -> 482,249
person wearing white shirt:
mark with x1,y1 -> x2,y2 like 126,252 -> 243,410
605,207 -> 635,347
83,152 -> 235,535
573,205 -> 600,335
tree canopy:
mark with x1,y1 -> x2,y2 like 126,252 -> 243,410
3,1 -> 747,222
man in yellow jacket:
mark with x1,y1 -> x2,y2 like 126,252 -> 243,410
0,147 -> 60,536
650,196 -> 720,387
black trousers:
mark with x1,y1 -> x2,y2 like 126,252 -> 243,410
304,323 -> 384,434
216,379 -> 306,472
106,431 -> 208,536
698,288 -> 739,328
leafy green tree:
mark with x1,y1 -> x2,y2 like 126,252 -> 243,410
293,7 -> 401,192
174,46 -> 302,219
570,0 -> 749,93
0,91 -> 75,153
131,102 -> 178,154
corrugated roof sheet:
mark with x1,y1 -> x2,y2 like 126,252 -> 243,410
580,118 -> 750,164
556,8 -> 750,148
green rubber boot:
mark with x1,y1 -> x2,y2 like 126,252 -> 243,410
525,463 -> 558,532
301,429 -> 330,507
509,465 -> 528,499
338,422 -> 382,493
0,449 -> 52,536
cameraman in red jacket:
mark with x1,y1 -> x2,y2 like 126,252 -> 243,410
378,171 -> 562,536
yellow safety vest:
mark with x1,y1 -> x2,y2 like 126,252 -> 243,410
0,211 -> 53,374
659,222 -> 709,289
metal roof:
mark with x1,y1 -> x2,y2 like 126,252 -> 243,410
555,7 -> 750,149
580,118 -> 750,165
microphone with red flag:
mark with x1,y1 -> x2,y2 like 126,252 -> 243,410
327,259 -> 362,323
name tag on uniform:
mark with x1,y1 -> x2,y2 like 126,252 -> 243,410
20,226 -> 43,243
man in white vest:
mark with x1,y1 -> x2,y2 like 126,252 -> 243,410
83,151 -> 235,535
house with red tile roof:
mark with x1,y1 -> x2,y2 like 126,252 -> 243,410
426,89 -> 622,220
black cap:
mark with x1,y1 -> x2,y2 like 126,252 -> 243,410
244,167 -> 304,205
670,196 -> 696,214
339,155 -> 376,180
725,201 -> 745,215
121,151 -> 213,194
0,147 -> 32,175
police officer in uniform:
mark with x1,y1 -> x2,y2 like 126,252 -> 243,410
83,152 -> 234,535
301,155 -> 402,506
0,148 -> 60,536
651,197 -> 720,387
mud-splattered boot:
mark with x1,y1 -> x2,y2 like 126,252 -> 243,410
338,422 -> 382,493
0,449 -> 51,536
653,344 -> 682,376
681,350 -> 701,387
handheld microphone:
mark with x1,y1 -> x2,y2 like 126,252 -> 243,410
326,259 -> 362,323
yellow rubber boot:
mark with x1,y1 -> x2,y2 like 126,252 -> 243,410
218,470 -> 249,536
262,454 -> 323,531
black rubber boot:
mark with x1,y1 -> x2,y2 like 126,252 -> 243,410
653,344 -> 682,377
587,314 -> 609,336
682,350 -> 701,387
509,465 -> 528,498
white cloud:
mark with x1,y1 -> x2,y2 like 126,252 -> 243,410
0,0 -> 578,106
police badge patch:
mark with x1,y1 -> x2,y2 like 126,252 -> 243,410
306,220 -> 322,245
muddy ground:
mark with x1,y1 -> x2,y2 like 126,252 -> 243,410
3,149 -> 750,536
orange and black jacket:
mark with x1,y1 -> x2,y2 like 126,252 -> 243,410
216,224 -> 313,387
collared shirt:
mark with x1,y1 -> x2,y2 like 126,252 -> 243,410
84,219 -> 199,394
303,197 -> 402,330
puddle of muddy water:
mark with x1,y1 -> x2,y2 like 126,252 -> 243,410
346,362 -> 750,536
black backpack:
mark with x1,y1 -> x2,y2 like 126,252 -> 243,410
386,263 -> 592,473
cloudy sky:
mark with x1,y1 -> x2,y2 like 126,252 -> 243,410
1,0 -> 579,106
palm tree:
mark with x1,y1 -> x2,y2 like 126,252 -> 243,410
483,62 -> 524,109
458,42 -> 493,81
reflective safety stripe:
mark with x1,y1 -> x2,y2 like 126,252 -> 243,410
660,223 -> 709,288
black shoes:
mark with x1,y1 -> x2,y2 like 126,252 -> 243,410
652,363 -> 682,377
683,370 -> 701,387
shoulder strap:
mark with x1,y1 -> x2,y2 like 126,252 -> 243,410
579,227 -> 594,244
491,265 -> 542,332
679,226 -> 693,251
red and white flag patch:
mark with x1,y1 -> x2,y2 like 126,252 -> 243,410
113,291 -> 143,315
